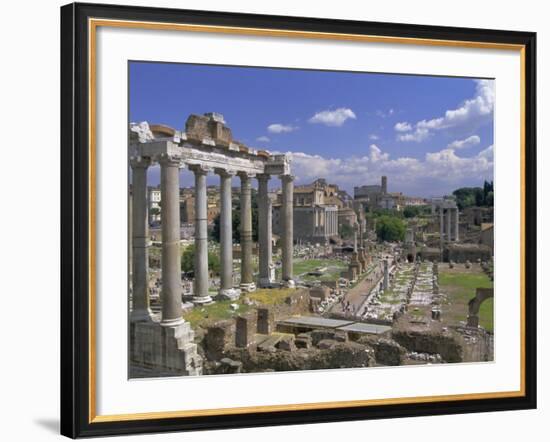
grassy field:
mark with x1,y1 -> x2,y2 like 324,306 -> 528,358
439,269 -> 494,332
294,258 -> 347,282
182,288 -> 296,328
182,300 -> 251,328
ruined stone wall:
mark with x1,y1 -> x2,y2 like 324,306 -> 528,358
218,342 -> 375,374
446,244 -> 492,263
392,328 -> 465,363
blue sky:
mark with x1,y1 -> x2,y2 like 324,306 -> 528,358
130,61 -> 494,197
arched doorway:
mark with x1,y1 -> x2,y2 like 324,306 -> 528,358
467,287 -> 494,327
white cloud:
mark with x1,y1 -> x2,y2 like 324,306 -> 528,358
398,79 -> 494,142
267,123 -> 298,134
394,121 -> 412,132
447,135 -> 481,149
256,136 -> 270,142
283,142 -> 493,196
369,134 -> 380,140
477,145 -> 494,160
375,108 -> 395,118
308,107 -> 356,127
397,127 -> 430,142
369,144 -> 389,162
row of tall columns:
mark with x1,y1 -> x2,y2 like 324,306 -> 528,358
439,207 -> 460,242
130,156 -> 295,325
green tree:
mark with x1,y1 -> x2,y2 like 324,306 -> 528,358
453,187 -> 482,210
403,206 -> 420,218
483,180 -> 494,206
181,244 -> 221,275
211,192 -> 259,243
375,215 -> 406,242
339,223 -> 354,240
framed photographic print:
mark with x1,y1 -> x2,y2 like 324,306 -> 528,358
60,2 -> 537,438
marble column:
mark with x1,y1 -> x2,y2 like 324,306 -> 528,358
216,169 -> 238,300
190,165 -> 212,304
454,208 -> 460,242
281,175 -> 295,287
447,208 -> 452,242
257,174 -> 273,288
130,157 -> 152,322
160,156 -> 184,326
439,207 -> 444,242
383,259 -> 389,290
239,173 -> 256,292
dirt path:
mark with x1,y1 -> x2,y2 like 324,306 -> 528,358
331,261 -> 383,317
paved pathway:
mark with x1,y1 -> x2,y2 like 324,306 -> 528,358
331,261 -> 384,317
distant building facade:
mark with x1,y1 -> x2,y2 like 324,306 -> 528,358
148,187 -> 161,223
273,178 -> 339,244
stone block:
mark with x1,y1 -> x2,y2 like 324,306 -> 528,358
257,307 -> 274,335
309,286 -> 330,301
203,320 -> 234,360
310,329 -> 348,346
130,319 -> 202,376
276,335 -> 297,352
257,334 -> 281,352
295,332 -> 313,349
235,313 -> 256,348
219,357 -> 243,374
317,339 -> 338,350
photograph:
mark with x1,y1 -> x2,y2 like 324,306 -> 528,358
128,62 -> 496,378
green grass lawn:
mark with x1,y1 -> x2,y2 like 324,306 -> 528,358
182,288 -> 297,328
248,288 -> 296,305
183,300 -> 252,328
294,258 -> 347,282
439,270 -> 494,332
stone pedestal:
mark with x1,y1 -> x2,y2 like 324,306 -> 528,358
235,314 -> 256,348
130,319 -> 202,376
257,307 -> 274,335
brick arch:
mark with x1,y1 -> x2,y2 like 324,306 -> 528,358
467,287 -> 494,328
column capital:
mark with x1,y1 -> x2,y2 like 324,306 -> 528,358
238,171 -> 255,180
129,156 -> 152,169
280,174 -> 295,183
214,168 -> 236,178
257,173 -> 271,183
188,163 -> 211,176
158,153 -> 181,167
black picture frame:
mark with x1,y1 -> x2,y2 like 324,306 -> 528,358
60,2 -> 537,438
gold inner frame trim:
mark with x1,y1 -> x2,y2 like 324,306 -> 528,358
88,17 -> 527,424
